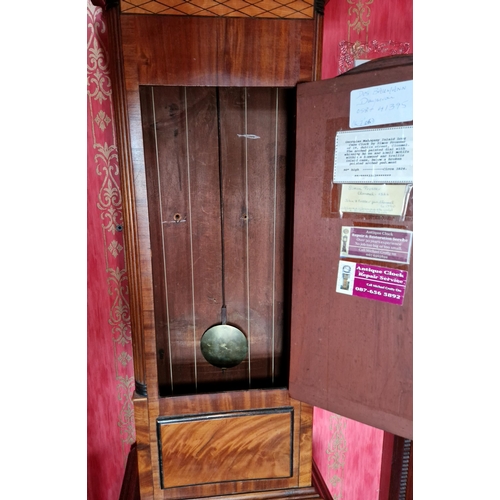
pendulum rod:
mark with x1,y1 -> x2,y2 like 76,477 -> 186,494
216,88 -> 227,328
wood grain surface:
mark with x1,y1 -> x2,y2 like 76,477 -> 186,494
152,389 -> 313,499
158,409 -> 293,488
103,6 -> 324,498
290,55 -> 413,439
121,15 -> 316,88
140,86 -> 293,396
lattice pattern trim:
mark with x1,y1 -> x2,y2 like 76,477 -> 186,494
120,0 -> 314,19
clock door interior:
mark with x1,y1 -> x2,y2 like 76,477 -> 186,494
139,85 -> 295,397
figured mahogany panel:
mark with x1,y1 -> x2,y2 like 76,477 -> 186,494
152,388 -> 314,499
133,394 -> 154,498
289,55 -> 413,439
158,408 -> 293,488
120,15 -> 316,88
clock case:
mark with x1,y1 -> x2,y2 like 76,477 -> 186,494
103,4 -> 412,499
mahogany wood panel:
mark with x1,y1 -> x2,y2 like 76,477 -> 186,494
311,460 -> 333,500
157,387 -> 292,415
106,5 -> 148,394
297,402 -> 313,487
152,389 -> 314,499
140,86 -> 224,394
140,86 -> 292,397
218,88 -> 291,387
289,55 -> 413,439
158,409 -> 293,488
119,443 -> 140,500
120,15 -> 316,88
311,14 -> 323,82
133,394 -> 154,498
185,488 -> 321,499
378,432 -> 395,500
119,445 -> 321,500
105,4 -> 321,399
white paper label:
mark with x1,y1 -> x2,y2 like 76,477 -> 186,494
350,80 -> 413,128
334,126 -> 413,184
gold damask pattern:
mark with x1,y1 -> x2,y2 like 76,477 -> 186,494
347,0 -> 373,42
120,0 -> 314,19
326,414 -> 347,500
88,1 -> 135,457
339,0 -> 411,74
338,39 -> 411,73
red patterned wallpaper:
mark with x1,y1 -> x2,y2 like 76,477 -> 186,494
313,407 -> 387,499
322,0 -> 413,78
87,2 -> 135,499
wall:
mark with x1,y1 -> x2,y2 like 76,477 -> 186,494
313,408 -> 389,499
87,2 -> 135,499
322,0 -> 413,78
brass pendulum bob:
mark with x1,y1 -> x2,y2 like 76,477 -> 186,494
200,306 -> 248,369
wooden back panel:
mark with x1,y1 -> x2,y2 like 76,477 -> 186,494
140,86 -> 294,396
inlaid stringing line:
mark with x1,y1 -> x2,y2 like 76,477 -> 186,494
245,88 -> 251,387
153,88 -> 174,393
184,88 -> 198,390
272,88 -> 278,384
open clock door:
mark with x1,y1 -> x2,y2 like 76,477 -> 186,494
289,55 -> 413,439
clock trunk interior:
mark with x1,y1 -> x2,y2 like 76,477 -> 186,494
140,85 -> 296,397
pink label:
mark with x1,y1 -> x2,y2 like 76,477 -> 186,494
336,260 -> 408,306
341,226 -> 412,264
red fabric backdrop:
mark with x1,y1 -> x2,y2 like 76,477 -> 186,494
87,2 -> 135,499
322,0 -> 413,78
313,408 -> 387,499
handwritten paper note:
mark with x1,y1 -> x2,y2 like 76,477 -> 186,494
334,126 -> 413,184
339,184 -> 409,216
350,80 -> 413,128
